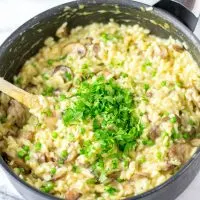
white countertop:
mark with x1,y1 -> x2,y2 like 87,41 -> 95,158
0,1 -> 199,200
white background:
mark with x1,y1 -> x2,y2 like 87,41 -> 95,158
0,1 -> 199,200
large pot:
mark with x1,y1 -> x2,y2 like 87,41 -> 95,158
0,0 -> 199,200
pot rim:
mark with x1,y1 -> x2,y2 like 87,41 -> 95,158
0,0 -> 199,200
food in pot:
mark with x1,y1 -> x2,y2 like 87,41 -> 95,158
0,21 -> 200,199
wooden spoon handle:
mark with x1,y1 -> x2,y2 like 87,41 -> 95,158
0,77 -> 40,109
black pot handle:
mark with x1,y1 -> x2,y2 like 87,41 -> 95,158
154,0 -> 200,40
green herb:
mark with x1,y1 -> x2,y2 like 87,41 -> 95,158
58,158 -> 64,165
17,149 -> 27,158
142,138 -> 155,146
138,156 -> 146,164
62,77 -> 143,176
42,86 -> 54,96
171,128 -> 181,140
86,178 -> 96,184
80,127 -> 86,135
50,167 -> 56,175
112,158 -> 118,169
22,145 -> 30,152
61,150 -> 68,159
105,186 -> 118,195
100,32 -> 123,42
144,83 -> 150,92
47,59 -> 54,66
31,63 -> 37,68
42,73 -> 49,80
117,178 -> 125,183
152,70 -> 157,77
35,142 -> 42,151
142,60 -> 152,71
59,94 -> 67,101
65,72 -> 72,81
183,133 -> 190,140
0,116 -> 7,124
188,119 -> 195,126
24,155 -> 30,161
40,182 -> 54,193
42,109 -> 52,117
52,131 -> 58,139
161,81 -> 167,87
170,116 -> 177,123
120,72 -> 128,78
72,165 -> 80,173
14,76 -> 22,85
156,151 -> 162,160
176,81 -> 183,88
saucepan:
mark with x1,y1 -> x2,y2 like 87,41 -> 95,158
0,0 -> 199,200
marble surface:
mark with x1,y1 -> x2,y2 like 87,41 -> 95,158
0,0 -> 199,200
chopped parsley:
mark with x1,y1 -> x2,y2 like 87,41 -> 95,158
161,81 -> 167,87
52,131 -> 58,139
62,76 -> 143,177
50,167 -> 56,175
65,72 -> 72,81
42,86 -> 54,96
144,83 -> 150,92
100,32 -> 123,42
142,60 -> 152,71
170,116 -> 177,123
105,186 -> 118,195
35,142 -> 42,151
0,116 -> 7,124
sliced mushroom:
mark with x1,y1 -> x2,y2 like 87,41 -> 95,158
133,172 -> 150,179
53,65 -> 73,76
7,100 -> 29,128
149,125 -> 160,140
24,132 -> 34,142
52,171 -> 67,181
81,37 -> 93,45
93,43 -> 100,58
2,152 -> 31,173
154,45 -> 168,59
146,91 -> 153,98
172,44 -> 184,53
62,43 -> 86,58
168,143 -> 192,164
65,189 -> 82,200
190,138 -> 200,146
160,162 -> 176,172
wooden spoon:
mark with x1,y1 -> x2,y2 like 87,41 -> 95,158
0,77 -> 40,109
0,77 -> 57,129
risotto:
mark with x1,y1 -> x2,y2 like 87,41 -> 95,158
0,21 -> 200,200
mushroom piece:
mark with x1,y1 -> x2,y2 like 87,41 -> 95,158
53,65 -> 73,76
93,43 -> 100,58
62,43 -> 87,58
65,189 -> 82,200
172,44 -> 184,53
149,125 -> 160,140
154,45 -> 168,59
7,99 -> 29,128
2,152 -> 31,173
190,138 -> 200,147
52,171 -> 67,181
168,143 -> 192,164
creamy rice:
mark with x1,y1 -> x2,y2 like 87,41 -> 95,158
0,21 -> 200,200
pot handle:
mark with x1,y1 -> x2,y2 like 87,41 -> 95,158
154,0 -> 200,40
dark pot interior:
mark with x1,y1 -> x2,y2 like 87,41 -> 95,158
0,0 -> 200,200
